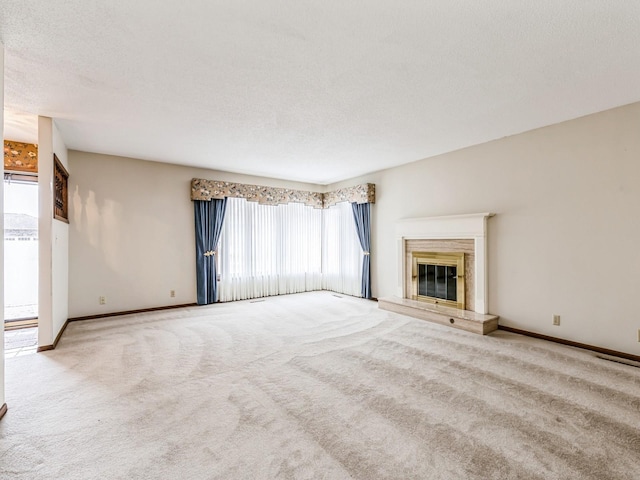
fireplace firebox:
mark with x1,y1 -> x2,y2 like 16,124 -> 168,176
411,252 -> 465,309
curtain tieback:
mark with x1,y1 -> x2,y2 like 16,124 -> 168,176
363,251 -> 370,255
204,250 -> 216,257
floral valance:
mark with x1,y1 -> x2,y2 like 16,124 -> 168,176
4,140 -> 38,173
191,179 -> 375,209
191,178 -> 324,208
323,183 -> 375,208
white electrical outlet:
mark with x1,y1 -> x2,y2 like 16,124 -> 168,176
170,290 -> 176,298
99,296 -> 106,305
553,314 -> 560,326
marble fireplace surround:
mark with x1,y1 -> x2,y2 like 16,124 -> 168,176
395,213 -> 494,315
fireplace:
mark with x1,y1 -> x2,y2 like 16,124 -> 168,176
394,213 -> 494,314
379,212 -> 498,334
412,252 -> 465,309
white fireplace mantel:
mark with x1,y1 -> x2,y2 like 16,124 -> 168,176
396,213 -> 494,314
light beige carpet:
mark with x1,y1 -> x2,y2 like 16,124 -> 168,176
1,292 -> 639,479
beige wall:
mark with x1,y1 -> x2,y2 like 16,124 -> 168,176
68,102 -> 640,356
328,102 -> 640,356
68,152 -> 323,318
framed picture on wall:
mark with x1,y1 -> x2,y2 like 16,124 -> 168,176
53,154 -> 69,223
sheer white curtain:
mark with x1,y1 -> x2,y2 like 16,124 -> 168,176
322,201 -> 362,297
218,198 -> 323,302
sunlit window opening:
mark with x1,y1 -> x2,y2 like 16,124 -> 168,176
4,176 -> 39,323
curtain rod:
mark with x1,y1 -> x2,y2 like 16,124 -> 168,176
4,170 -> 39,184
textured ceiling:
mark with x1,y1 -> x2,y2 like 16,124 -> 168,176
1,1 -> 639,184
4,110 -> 38,144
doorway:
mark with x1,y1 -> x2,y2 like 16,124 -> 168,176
4,172 -> 38,331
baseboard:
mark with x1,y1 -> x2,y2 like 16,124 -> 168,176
35,319 -> 70,353
68,303 -> 198,322
498,325 -> 640,363
0,403 -> 7,421
53,319 -> 69,348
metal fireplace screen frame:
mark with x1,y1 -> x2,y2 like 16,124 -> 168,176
411,252 -> 465,309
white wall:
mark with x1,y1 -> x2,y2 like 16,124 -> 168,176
52,122 -> 69,339
1,42 -> 6,411
68,152 -> 323,318
38,117 -> 70,347
38,117 -> 53,346
328,101 -> 640,356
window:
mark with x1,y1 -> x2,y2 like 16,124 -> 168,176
218,198 -> 322,301
4,175 -> 39,322
218,198 -> 363,302
322,201 -> 362,297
